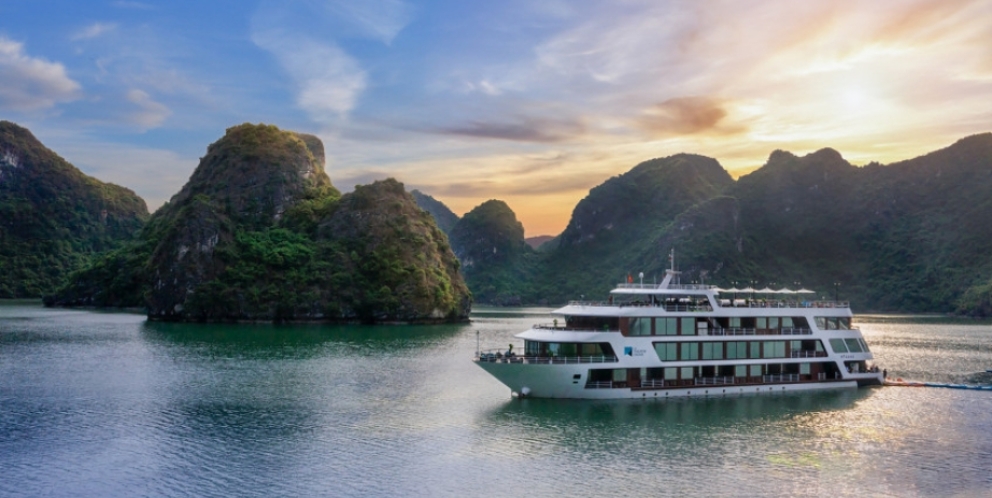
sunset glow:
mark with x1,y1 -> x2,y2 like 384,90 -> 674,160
2,0 -> 990,236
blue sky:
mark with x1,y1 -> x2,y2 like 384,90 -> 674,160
2,0 -> 991,235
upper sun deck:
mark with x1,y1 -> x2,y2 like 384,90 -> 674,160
569,267 -> 849,312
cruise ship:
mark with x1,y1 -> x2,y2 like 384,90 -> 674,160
474,256 -> 883,399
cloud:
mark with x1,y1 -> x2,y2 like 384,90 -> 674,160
125,89 -> 170,128
71,23 -> 117,41
638,96 -> 743,137
319,0 -> 414,45
252,29 -> 367,122
435,117 -> 585,143
0,37 -> 81,111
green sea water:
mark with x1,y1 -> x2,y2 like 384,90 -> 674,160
1,302 -> 990,497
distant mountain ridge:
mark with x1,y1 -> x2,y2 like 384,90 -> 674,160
0,121 -> 148,298
417,134 -> 992,314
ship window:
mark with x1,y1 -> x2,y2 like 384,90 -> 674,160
781,317 -> 794,328
681,342 -> 699,360
726,341 -> 747,359
630,318 -> 652,336
680,367 -> 695,379
581,343 -> 603,356
664,368 -> 678,380
838,317 -> 851,330
827,318 -> 838,330
525,341 -> 540,356
750,342 -> 761,359
735,365 -> 747,377
749,364 -> 762,376
769,317 -> 779,329
613,369 -> 626,382
757,317 -> 767,329
702,342 -> 723,360
844,338 -> 863,353
829,338 -> 848,353
800,363 -> 811,375
730,317 -> 741,328
680,318 -> 695,335
816,341 -> 825,352
559,343 -> 577,357
763,341 -> 785,358
859,339 -> 870,353
790,340 -> 801,352
815,317 -> 827,329
655,343 -> 678,361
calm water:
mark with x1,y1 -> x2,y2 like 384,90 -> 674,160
1,302 -> 990,497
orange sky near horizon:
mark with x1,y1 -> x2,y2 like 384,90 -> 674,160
321,1 -> 992,237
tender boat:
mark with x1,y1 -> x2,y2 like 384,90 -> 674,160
475,252 -> 883,399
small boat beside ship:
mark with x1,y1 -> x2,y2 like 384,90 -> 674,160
475,252 -> 883,399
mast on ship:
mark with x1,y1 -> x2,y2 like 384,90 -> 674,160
659,248 -> 681,289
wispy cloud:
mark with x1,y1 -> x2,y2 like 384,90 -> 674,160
318,0 -> 414,44
252,31 -> 367,121
125,89 -> 170,128
435,116 -> 585,143
0,37 -> 81,112
637,96 -> 744,137
71,23 -> 117,41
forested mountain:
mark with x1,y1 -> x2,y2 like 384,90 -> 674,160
421,135 -> 992,314
0,121 -> 148,298
411,189 -> 459,235
7,115 -> 991,316
447,199 -> 539,304
50,124 -> 471,323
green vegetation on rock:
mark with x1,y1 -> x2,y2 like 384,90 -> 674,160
0,121 -> 148,298
51,123 -> 470,323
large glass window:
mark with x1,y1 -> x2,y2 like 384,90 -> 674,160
859,339 -> 870,353
726,341 -> 748,359
844,338 -> 863,353
757,317 -> 767,329
735,365 -> 747,377
664,368 -> 678,380
612,369 -> 626,381
815,317 -> 826,329
656,317 -> 678,335
559,343 -> 577,357
730,317 -> 741,328
829,338 -> 848,353
681,342 -> 699,360
763,341 -> 785,358
630,318 -> 652,336
702,342 -> 723,360
749,364 -> 762,376
750,342 -> 761,359
681,318 -> 695,335
681,367 -> 695,379
769,317 -> 780,329
782,317 -> 794,328
655,342 -> 678,361
838,317 -> 851,330
800,363 -> 811,375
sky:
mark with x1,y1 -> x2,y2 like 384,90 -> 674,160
2,0 -> 991,236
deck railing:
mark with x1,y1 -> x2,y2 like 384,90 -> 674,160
475,351 -> 617,364
586,373 -> 841,390
694,376 -> 735,386
707,327 -> 812,336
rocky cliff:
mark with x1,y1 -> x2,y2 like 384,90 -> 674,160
51,123 -> 471,322
0,121 -> 148,297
